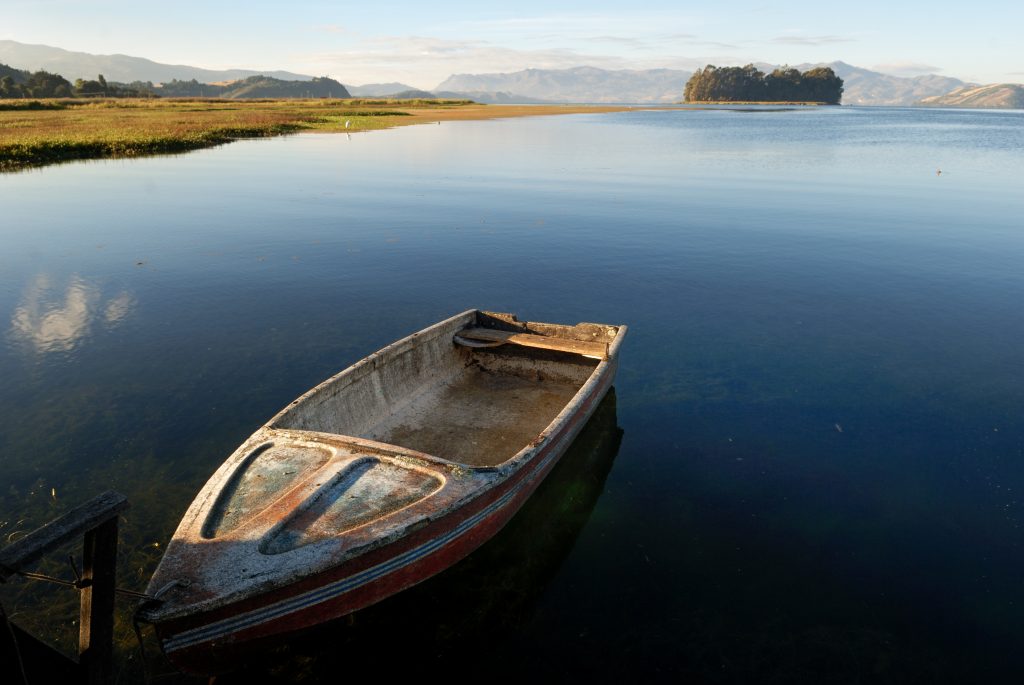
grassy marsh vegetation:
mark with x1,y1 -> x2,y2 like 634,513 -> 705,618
0,98 -> 474,171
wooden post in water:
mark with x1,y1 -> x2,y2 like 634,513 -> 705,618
78,516 -> 119,685
0,490 -> 128,685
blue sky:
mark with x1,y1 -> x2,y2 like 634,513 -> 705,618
4,0 -> 1022,86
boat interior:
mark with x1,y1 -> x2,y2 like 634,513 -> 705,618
270,311 -> 619,467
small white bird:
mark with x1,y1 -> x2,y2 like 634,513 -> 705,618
345,120 -> 351,129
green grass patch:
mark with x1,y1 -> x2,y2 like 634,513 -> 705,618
342,98 -> 474,106
332,110 -> 412,116
0,97 -> 476,171
0,124 -> 305,170
0,100 -> 69,111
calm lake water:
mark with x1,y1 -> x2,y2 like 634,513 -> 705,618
2,106 -> 1023,683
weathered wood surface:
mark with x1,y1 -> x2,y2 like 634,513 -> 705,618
456,327 -> 608,359
0,491 -> 128,579
0,490 -> 128,685
78,517 -> 118,685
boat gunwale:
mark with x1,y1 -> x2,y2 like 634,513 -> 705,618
265,309 -> 479,434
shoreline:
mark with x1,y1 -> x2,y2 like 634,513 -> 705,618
0,100 -> 642,172
681,100 -> 832,106
389,103 -> 640,122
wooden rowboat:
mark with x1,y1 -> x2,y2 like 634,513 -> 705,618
139,309 -> 626,673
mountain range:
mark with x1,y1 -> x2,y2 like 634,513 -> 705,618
806,61 -> 968,106
916,83 -> 1024,109
344,82 -> 417,97
342,83 -> 549,104
2,40 -> 1016,107
436,62 -> 973,106
436,66 -> 691,104
0,40 -> 310,84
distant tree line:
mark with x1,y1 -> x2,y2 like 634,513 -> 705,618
684,65 -> 844,104
73,74 -> 155,98
155,75 -> 350,99
0,63 -> 350,100
0,63 -> 154,98
1,66 -> 73,98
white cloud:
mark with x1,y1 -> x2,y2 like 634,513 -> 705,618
299,35 -> 739,88
452,12 -> 702,37
769,34 -> 854,46
303,36 -> 627,87
586,35 -> 654,49
586,33 -> 738,50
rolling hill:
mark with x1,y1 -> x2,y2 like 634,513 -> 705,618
0,40 -> 312,84
916,83 -> 1024,109
0,40 -> 988,106
808,61 -> 968,106
344,82 -> 418,96
436,66 -> 692,104
435,62 -> 970,105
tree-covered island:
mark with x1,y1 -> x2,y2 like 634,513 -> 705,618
684,65 -> 844,104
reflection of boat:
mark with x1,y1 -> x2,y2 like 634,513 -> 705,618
221,389 -> 623,680
140,310 -> 626,673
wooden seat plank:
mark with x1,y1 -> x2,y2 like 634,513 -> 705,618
456,327 -> 608,359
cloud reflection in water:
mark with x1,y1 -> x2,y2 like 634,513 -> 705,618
10,274 -> 136,354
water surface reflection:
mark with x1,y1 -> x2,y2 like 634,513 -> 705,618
9,273 -> 135,354
0,106 -> 1022,683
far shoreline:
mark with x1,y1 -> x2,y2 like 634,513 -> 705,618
680,101 -> 834,106
0,99 -> 649,172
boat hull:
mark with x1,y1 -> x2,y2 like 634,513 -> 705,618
158,357 -> 617,673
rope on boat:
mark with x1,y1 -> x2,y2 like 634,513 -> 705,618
4,554 -> 189,684
131,579 -> 190,684
132,609 -> 151,682
14,573 -> 191,605
8,566 -> 190,683
10,555 -> 189,603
